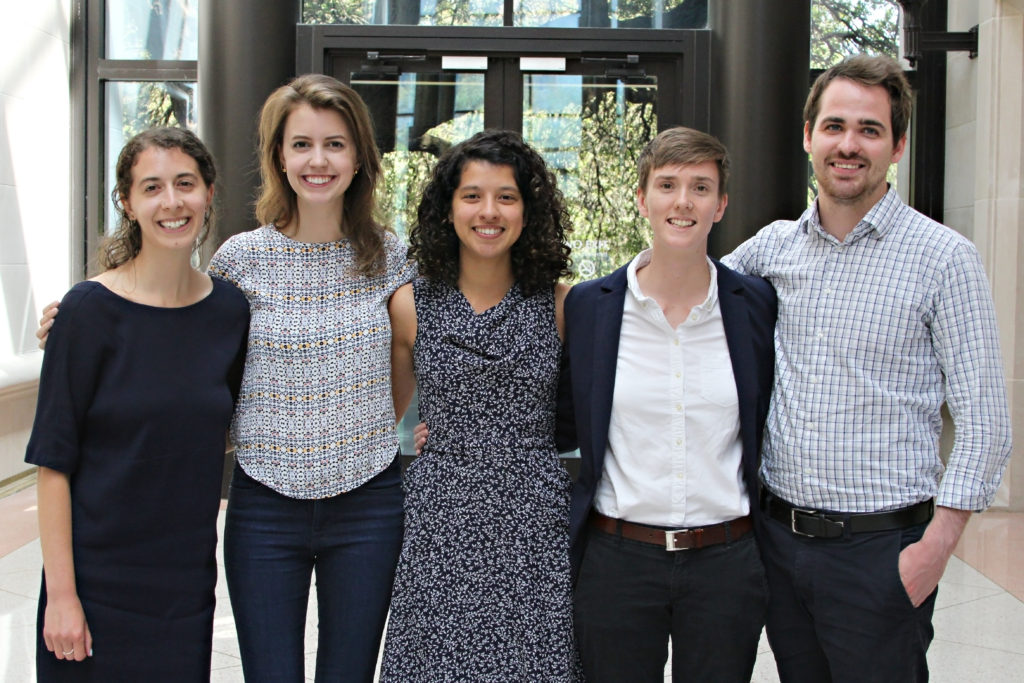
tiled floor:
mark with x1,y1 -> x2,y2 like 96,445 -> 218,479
1,481 -> 1022,682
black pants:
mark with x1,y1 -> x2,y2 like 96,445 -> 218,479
758,513 -> 937,683
574,526 -> 766,682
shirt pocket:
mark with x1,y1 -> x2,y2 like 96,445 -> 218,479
698,358 -> 739,408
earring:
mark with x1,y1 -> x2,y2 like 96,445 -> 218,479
282,166 -> 287,173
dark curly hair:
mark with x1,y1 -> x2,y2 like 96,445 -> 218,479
409,129 -> 572,297
104,127 -> 217,270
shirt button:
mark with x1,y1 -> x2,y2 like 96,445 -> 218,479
676,472 -> 684,479
809,376 -> 818,384
675,371 -> 681,378
673,338 -> 680,346
675,404 -> 682,412
817,332 -> 824,339
807,422 -> 816,430
824,288 -> 832,295
675,438 -> 682,446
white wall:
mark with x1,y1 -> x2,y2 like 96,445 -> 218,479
0,1 -> 72,483
948,0 -> 1024,509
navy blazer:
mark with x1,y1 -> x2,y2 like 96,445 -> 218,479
555,258 -> 777,576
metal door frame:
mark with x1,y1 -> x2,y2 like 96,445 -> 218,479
296,25 -> 711,132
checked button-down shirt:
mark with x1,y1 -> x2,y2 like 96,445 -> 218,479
725,187 -> 1011,513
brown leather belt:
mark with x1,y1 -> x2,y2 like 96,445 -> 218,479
589,511 -> 753,551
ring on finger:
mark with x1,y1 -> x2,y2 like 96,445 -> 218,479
62,648 -> 74,656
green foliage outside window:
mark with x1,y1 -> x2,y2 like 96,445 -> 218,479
808,0 -> 900,204
811,0 -> 899,69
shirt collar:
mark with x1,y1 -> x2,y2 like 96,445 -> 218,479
626,249 -> 719,322
800,185 -> 903,243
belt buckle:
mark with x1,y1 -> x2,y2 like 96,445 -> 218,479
790,507 -> 842,538
665,528 -> 700,551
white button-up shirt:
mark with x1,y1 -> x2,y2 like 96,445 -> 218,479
594,251 -> 749,527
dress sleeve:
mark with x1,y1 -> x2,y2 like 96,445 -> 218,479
228,303 -> 250,405
24,285 -> 108,474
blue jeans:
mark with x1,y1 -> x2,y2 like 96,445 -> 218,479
224,456 -> 404,683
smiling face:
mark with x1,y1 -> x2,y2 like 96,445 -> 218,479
121,146 -> 213,255
450,160 -> 524,265
279,103 -> 359,213
638,160 -> 727,256
804,77 -> 906,213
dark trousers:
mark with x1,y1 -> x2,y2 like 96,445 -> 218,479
758,512 -> 937,683
223,456 -> 404,683
574,526 -> 766,683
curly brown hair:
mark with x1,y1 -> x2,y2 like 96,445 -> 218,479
255,74 -> 389,276
104,127 -> 216,270
409,130 -> 572,297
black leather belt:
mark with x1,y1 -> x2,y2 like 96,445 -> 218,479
764,493 -> 934,539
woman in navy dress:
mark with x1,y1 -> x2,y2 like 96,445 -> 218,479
382,130 -> 581,680
26,127 -> 249,681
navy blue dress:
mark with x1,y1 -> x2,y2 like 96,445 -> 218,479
380,278 -> 580,681
25,278 -> 249,682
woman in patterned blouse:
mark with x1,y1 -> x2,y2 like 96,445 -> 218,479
206,75 -> 414,682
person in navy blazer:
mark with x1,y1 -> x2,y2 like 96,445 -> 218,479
556,127 -> 777,682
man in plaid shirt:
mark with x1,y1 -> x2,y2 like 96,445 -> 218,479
726,54 -> 1012,682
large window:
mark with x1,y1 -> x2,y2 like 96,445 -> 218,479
810,0 -> 899,68
303,0 -> 707,28
807,0 -> 901,203
77,0 -> 199,273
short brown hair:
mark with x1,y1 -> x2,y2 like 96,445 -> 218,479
255,74 -> 389,276
804,54 -> 913,146
637,126 -> 730,196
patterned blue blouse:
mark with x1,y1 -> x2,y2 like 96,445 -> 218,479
209,225 -> 415,499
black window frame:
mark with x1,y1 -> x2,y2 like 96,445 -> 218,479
73,0 -> 199,277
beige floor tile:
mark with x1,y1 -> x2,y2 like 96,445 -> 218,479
932,592 -> 1024,654
210,665 -> 245,681
927,639 -> 1024,683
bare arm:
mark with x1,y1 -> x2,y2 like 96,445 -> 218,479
898,505 -> 971,607
554,282 -> 570,342
389,283 -> 417,423
37,466 -> 92,661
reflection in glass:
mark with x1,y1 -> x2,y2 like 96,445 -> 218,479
106,0 -> 199,60
303,0 -> 705,27
523,75 -> 656,279
353,72 -> 485,239
104,81 -> 197,235
305,0 -> 503,26
517,0 -> 705,28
